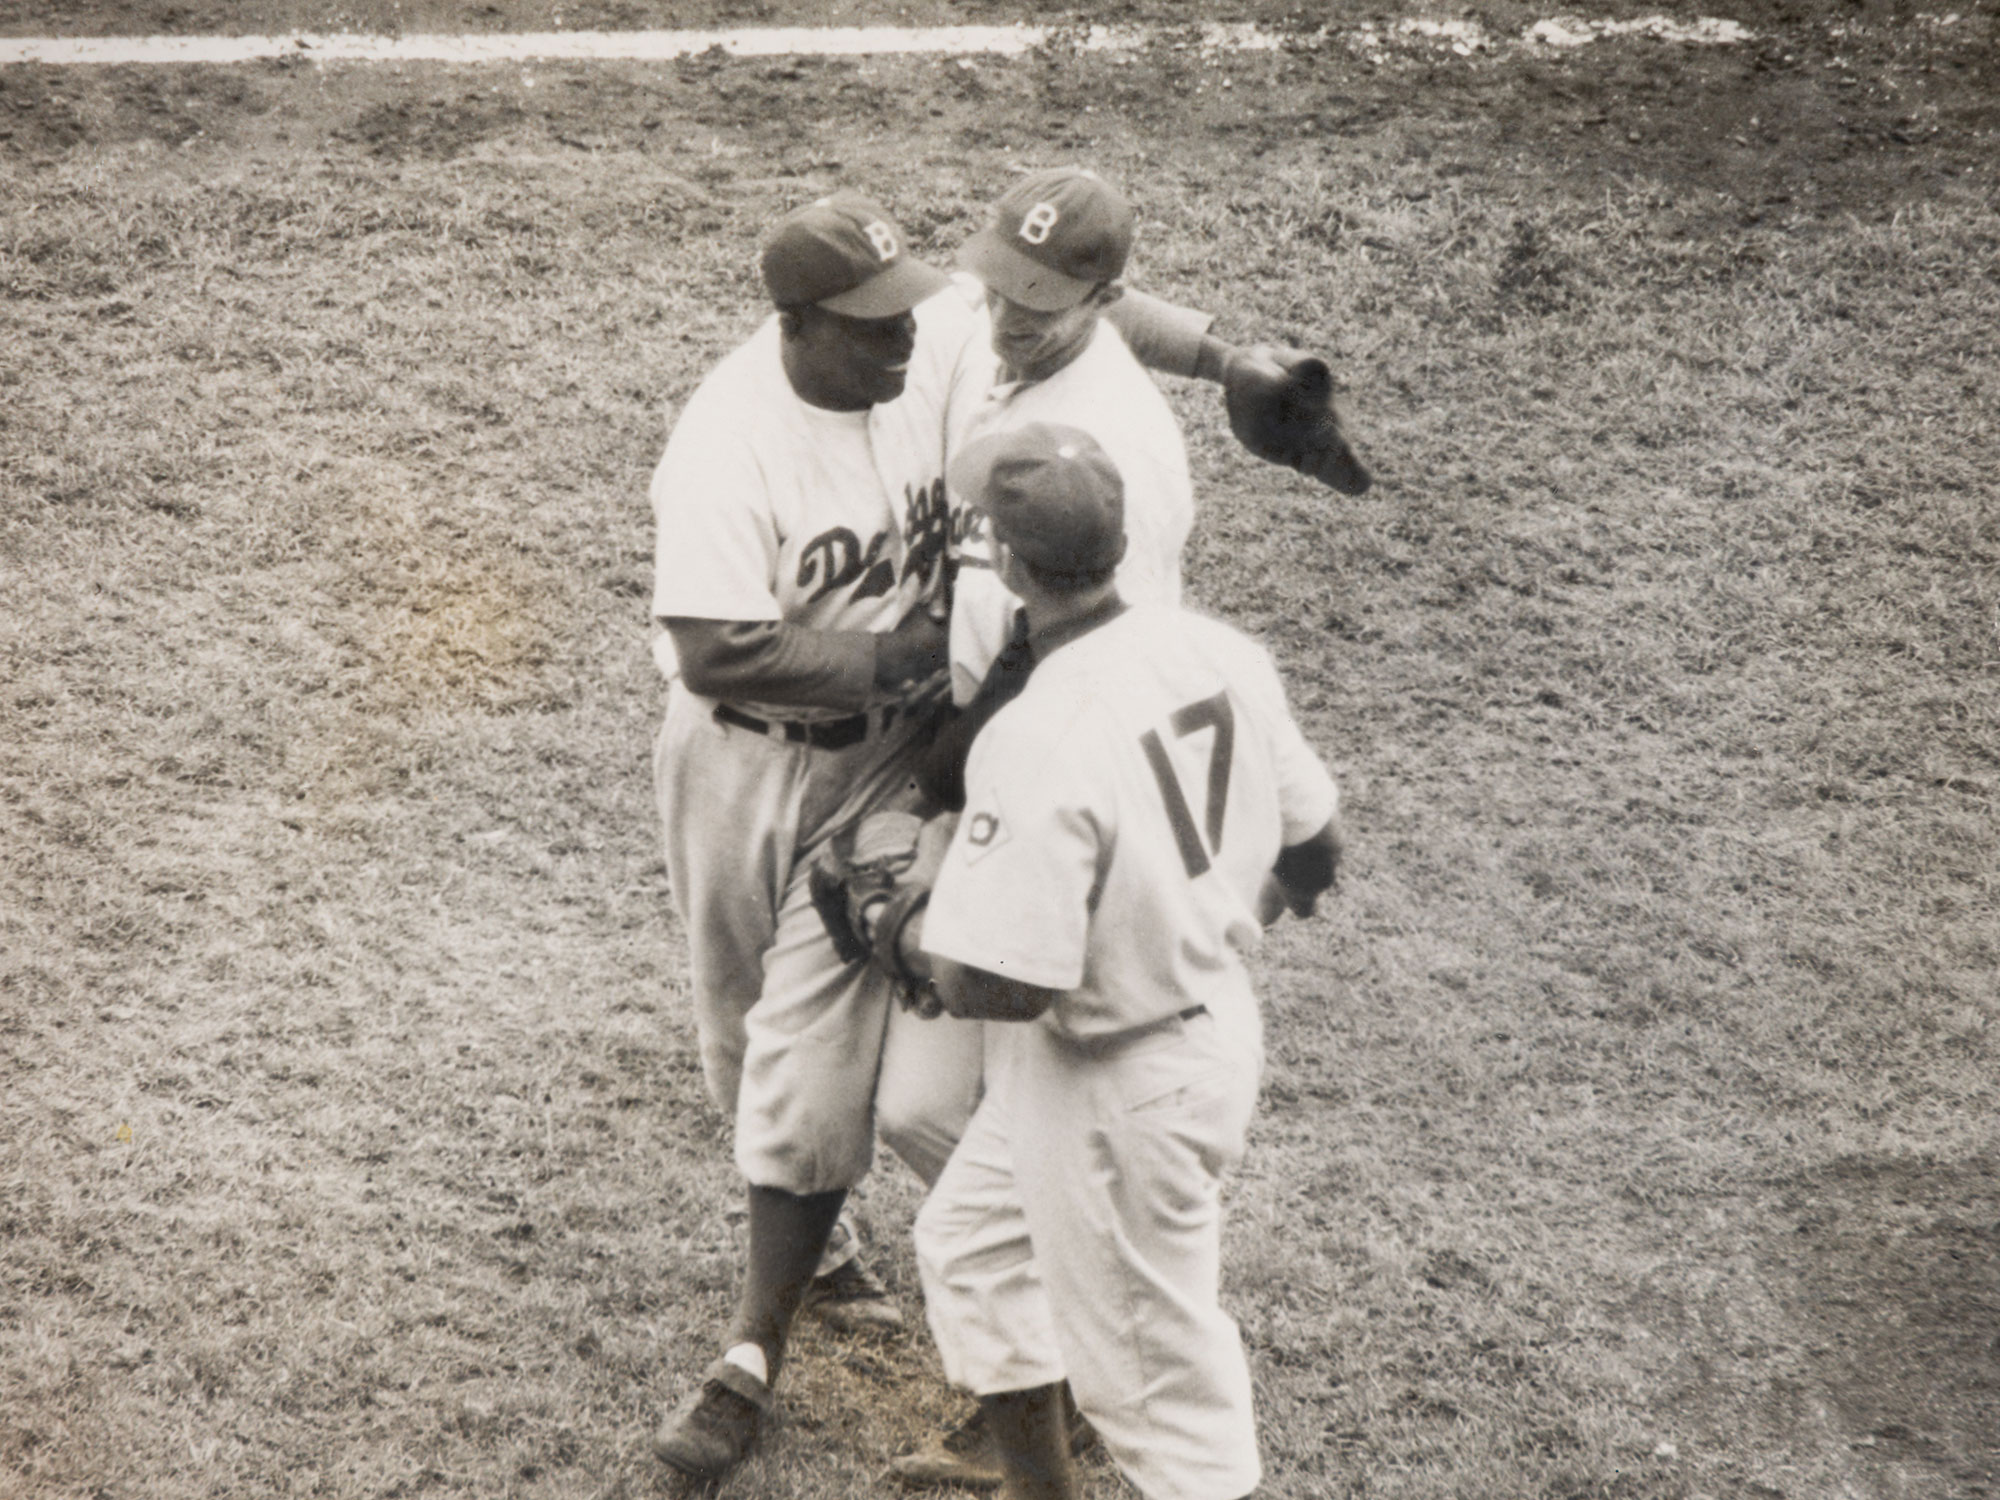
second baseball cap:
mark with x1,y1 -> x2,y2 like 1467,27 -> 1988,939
760,190 -> 951,318
959,167 -> 1135,312
948,422 -> 1127,579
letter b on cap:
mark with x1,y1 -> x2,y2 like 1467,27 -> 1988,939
864,219 -> 899,261
1017,202 -> 1060,245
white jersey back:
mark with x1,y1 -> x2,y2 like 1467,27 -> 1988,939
922,603 -> 1339,1040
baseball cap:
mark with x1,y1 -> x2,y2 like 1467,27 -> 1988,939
958,167 -> 1135,312
760,190 -> 951,318
948,422 -> 1127,578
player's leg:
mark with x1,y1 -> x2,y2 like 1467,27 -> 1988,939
909,1036 -> 1083,1492
733,1182 -> 849,1374
650,1181 -> 850,1481
1011,1008 -> 1265,1500
911,1059 -> 1064,1394
781,726 -> 961,1324
655,697 -> 893,1312
765,727 -> 942,1329
979,1383 -> 1078,1500
652,687 -> 791,1114
875,1008 -> 989,1484
876,1004 -> 985,1188
655,738 -> 914,1480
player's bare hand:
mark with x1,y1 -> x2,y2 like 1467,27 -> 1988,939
1265,818 -> 1342,923
902,979 -> 947,1020
875,610 -> 948,696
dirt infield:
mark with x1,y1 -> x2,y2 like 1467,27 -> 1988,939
2,2 -> 1994,223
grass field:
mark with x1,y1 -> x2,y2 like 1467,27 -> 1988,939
3,3 -> 1998,1498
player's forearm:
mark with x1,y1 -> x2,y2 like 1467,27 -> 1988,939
1109,288 -> 1232,382
933,956 -> 1057,1023
897,933 -> 1055,1024
666,612 -> 946,712
662,617 -> 878,711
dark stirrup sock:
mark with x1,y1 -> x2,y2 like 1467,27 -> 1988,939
730,1183 -> 847,1381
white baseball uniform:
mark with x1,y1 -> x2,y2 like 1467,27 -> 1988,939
650,275 -> 1213,1194
650,290 -> 985,1194
944,313 -> 1195,701
913,601 -> 1339,1500
875,307 -> 1196,1187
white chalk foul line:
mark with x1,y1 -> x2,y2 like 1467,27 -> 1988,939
1,25 -> 1049,66
0,18 -> 1754,67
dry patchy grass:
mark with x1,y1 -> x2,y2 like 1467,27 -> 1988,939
4,19 -> 1999,1500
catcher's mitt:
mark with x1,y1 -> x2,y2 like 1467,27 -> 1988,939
808,810 -> 956,1014
1222,344 -> 1373,496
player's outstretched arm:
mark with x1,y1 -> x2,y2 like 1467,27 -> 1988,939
1109,294 -> 1373,496
1105,287 -> 1217,377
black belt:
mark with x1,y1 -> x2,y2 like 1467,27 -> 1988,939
713,702 -> 892,750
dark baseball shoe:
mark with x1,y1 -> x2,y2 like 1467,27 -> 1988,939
889,1395 -> 1097,1490
889,1402 -> 1001,1490
653,1357 -> 773,1481
800,1255 -> 905,1339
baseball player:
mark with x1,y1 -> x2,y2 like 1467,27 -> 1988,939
829,421 -> 1343,1500
874,166 -> 1196,1201
645,188 -> 1330,1484
648,188 -> 971,1480
869,165 -> 1366,1489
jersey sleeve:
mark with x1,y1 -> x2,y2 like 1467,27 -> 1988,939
935,275 -> 999,451
1247,645 -> 1341,843
921,709 -> 1100,992
649,383 -> 785,624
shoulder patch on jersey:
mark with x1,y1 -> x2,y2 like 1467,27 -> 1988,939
956,793 -> 1012,867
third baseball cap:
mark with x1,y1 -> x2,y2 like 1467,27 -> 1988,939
760,190 -> 951,318
947,422 -> 1127,578
958,167 -> 1135,312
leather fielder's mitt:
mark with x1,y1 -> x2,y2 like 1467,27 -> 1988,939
1223,344 -> 1373,496
808,810 -> 956,1014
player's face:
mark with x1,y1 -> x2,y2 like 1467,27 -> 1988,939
785,304 -> 919,411
986,287 -> 1103,382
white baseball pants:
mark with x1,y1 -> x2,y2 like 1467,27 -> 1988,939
914,1005 -> 1265,1500
653,681 -> 926,1195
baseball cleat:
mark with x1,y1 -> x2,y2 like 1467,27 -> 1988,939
889,1394 -> 1098,1490
889,1403 -> 1002,1490
800,1255 -> 906,1339
653,1357 -> 771,1480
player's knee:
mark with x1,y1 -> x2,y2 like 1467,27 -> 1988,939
878,1103 -> 956,1190
878,1062 -> 979,1189
698,1048 -> 743,1117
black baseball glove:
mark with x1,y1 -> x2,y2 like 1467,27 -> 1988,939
808,810 -> 956,1014
1222,344 -> 1373,496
